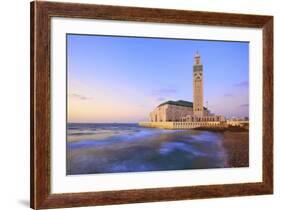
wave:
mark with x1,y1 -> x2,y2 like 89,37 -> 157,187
67,123 -> 179,143
67,124 -> 229,174
159,141 -> 207,157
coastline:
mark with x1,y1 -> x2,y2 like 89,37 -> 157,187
67,123 -> 249,174
195,127 -> 249,167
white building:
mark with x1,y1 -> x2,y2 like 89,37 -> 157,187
149,52 -> 224,123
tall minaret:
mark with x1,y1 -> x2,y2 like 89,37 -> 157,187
193,52 -> 204,116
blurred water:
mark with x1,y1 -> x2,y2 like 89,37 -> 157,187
67,123 -> 228,175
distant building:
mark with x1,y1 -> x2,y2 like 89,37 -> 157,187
149,52 -> 224,123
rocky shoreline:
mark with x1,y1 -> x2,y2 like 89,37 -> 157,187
195,126 -> 249,167
221,131 -> 249,167
194,125 -> 248,132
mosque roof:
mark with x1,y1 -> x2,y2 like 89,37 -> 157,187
158,100 -> 207,110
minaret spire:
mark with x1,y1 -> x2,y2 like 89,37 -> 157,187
194,51 -> 201,65
193,51 -> 204,116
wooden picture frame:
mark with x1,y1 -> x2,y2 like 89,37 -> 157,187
30,1 -> 273,209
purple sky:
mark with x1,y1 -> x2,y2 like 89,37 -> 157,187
67,34 -> 249,123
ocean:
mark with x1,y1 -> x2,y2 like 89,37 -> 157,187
67,123 -> 228,175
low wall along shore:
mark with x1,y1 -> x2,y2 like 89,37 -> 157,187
139,121 -> 227,129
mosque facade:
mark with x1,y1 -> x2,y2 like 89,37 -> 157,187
148,52 -> 225,123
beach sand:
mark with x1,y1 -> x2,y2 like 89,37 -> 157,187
221,131 -> 249,167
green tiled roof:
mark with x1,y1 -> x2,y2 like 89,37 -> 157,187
158,100 -> 207,110
158,100 -> 193,108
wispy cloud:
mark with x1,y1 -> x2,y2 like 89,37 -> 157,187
151,88 -> 178,103
234,81 -> 248,87
157,97 -> 166,102
224,93 -> 234,97
152,88 -> 178,96
69,93 -> 93,100
240,103 -> 249,107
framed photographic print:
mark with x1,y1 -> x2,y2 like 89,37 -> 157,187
30,1 -> 273,209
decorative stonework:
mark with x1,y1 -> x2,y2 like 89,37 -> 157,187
193,52 -> 204,117
147,52 -> 224,124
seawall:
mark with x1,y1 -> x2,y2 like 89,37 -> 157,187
139,121 -> 227,130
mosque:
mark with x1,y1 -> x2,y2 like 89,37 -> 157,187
140,52 -> 225,129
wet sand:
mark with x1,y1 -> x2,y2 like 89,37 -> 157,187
221,131 -> 249,167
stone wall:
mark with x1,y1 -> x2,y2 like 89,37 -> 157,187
149,104 -> 213,123
139,121 -> 227,129
149,104 -> 193,122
